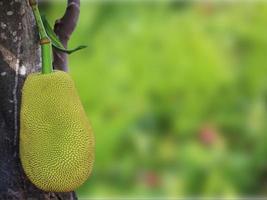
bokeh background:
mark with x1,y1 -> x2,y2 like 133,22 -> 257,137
41,1 -> 267,198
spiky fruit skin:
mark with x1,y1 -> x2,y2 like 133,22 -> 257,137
20,71 -> 94,192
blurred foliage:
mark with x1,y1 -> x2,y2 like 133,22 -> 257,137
41,1 -> 267,198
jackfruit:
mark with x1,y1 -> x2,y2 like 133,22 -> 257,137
20,70 -> 94,192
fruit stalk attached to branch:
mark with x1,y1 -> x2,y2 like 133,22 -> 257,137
29,0 -> 53,74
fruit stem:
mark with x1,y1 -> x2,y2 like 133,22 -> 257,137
29,0 -> 53,74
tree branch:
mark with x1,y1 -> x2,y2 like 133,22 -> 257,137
53,0 -> 80,72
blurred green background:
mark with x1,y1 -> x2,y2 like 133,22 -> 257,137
41,1 -> 267,198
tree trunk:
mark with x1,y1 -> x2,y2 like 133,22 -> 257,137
0,1 -> 77,199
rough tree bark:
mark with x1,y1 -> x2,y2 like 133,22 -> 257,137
0,0 -> 79,199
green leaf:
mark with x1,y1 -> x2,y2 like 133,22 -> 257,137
53,44 -> 87,54
42,15 -> 87,54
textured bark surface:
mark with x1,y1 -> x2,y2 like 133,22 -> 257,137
0,0 -> 77,199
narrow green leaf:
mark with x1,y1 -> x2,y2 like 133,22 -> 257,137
53,45 -> 88,54
42,15 -> 87,54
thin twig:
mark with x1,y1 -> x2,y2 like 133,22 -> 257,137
53,0 -> 80,72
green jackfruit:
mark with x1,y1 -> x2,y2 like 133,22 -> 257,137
20,71 -> 94,192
